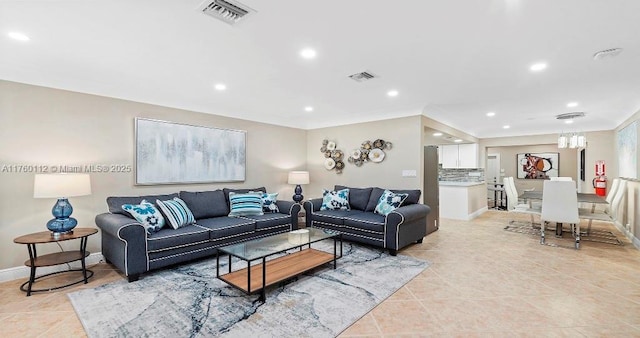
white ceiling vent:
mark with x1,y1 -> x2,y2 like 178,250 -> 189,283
593,48 -> 623,60
348,71 -> 377,82
199,0 -> 255,25
556,112 -> 586,120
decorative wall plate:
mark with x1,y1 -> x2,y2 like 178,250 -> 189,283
368,148 -> 385,162
324,158 -> 336,170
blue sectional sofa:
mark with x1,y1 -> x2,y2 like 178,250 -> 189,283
303,185 -> 430,255
95,187 -> 300,282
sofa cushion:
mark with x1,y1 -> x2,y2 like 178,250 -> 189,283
391,189 -> 421,205
223,187 -> 267,207
335,185 -> 372,211
228,192 -> 264,217
320,188 -> 350,211
179,190 -> 228,219
107,193 -> 178,217
365,188 -> 421,211
156,197 -> 196,229
261,192 -> 280,213
121,200 -> 165,234
239,213 -> 290,231
146,224 -> 210,252
311,209 -> 365,226
374,189 -> 409,216
196,216 -> 256,240
343,212 -> 385,233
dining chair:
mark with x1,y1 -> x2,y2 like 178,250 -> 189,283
550,177 -> 573,181
579,180 -> 627,225
540,180 -> 581,249
580,178 -> 620,215
503,177 -> 540,228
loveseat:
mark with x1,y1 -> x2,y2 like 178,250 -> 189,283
303,185 -> 430,255
95,187 -> 300,282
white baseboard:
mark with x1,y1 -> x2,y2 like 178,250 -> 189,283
614,222 -> 640,250
467,206 -> 488,221
0,252 -> 104,283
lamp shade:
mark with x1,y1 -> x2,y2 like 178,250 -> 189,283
287,171 -> 309,185
34,173 -> 92,198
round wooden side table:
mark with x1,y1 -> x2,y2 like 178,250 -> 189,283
13,227 -> 98,296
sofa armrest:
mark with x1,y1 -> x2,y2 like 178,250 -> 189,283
385,204 -> 431,252
95,213 -> 148,280
388,204 -> 431,224
276,200 -> 301,230
303,198 -> 323,228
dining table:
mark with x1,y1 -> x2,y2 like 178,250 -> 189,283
520,190 -> 608,236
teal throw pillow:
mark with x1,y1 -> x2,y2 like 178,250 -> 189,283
228,192 -> 264,217
374,190 -> 409,216
122,199 -> 165,234
262,192 -> 279,213
156,197 -> 196,229
320,189 -> 350,211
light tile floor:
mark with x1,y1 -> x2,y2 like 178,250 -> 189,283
2,210 -> 640,337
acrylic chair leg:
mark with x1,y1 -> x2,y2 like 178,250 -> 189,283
540,221 -> 546,244
574,223 -> 580,249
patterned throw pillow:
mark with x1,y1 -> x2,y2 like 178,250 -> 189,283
122,200 -> 165,234
262,192 -> 280,213
156,197 -> 196,229
374,190 -> 409,216
320,189 -> 350,211
228,192 -> 264,217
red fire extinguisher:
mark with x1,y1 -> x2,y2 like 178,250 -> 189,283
593,176 -> 607,196
593,160 -> 607,196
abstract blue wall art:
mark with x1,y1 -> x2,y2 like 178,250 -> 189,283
617,121 -> 638,179
135,118 -> 246,185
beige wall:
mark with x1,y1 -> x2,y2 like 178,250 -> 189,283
480,131 -> 616,194
306,116 -> 423,200
485,144 -> 578,192
0,80 -> 307,270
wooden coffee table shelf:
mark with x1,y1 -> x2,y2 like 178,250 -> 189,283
219,248 -> 334,292
216,227 -> 342,301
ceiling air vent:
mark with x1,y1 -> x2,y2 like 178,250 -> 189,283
556,112 -> 586,120
199,0 -> 255,25
593,48 -> 623,60
348,71 -> 377,82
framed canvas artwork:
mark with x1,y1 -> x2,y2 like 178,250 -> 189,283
516,152 -> 559,179
135,118 -> 246,185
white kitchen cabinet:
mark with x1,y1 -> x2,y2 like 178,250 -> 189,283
440,143 -> 478,168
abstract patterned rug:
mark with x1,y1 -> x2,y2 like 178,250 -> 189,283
68,241 -> 429,338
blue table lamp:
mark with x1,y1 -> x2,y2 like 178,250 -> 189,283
288,171 -> 309,203
34,173 -> 92,236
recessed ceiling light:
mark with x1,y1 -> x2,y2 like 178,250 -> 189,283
214,83 -> 227,91
565,120 -> 574,124
503,125 -> 510,129
529,62 -> 547,72
454,139 -> 463,143
566,102 -> 579,108
8,32 -> 29,41
486,112 -> 496,117
433,132 -> 443,137
304,106 -> 313,112
387,90 -> 399,97
299,48 -> 317,59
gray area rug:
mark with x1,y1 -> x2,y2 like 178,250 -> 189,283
69,241 -> 429,338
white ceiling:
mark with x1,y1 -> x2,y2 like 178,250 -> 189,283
2,0 -> 640,138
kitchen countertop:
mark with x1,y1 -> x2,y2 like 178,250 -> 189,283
438,181 -> 486,187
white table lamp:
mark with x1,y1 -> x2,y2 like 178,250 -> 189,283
288,171 -> 309,203
34,173 -> 92,235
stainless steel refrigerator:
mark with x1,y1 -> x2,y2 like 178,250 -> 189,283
423,146 -> 440,235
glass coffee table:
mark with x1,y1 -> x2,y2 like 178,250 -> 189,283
216,227 -> 342,301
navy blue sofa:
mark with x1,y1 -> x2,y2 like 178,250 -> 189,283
95,187 -> 300,282
303,185 -> 430,255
